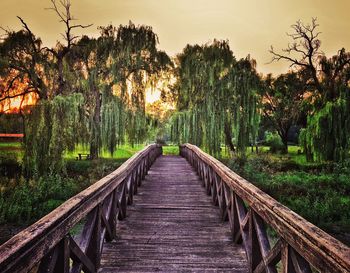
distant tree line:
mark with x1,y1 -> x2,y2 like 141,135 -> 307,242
1,2 -> 349,181
169,18 -> 350,161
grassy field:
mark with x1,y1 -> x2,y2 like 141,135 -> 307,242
162,145 -> 179,155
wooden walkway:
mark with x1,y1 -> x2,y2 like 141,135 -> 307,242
99,155 -> 248,272
1,145 -> 349,273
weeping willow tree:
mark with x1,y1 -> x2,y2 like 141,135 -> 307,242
112,23 -> 172,148
298,49 -> 350,162
23,94 -> 86,177
170,41 -> 260,157
300,85 -> 350,162
69,23 -> 171,158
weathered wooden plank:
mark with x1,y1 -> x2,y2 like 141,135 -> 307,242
181,144 -> 350,273
100,155 -> 249,272
0,144 -> 161,273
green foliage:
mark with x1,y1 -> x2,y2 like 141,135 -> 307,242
226,155 -> 350,237
162,145 -> 179,155
265,132 -> 285,153
23,94 -> 86,177
169,41 -> 260,157
0,141 -> 142,226
71,23 -> 171,159
0,175 -> 78,224
261,72 -> 307,152
300,88 -> 350,162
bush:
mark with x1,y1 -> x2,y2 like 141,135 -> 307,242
265,132 -> 285,153
0,175 -> 79,224
225,156 -> 350,242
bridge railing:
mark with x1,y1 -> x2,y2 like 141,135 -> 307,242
0,144 -> 162,273
180,143 -> 350,273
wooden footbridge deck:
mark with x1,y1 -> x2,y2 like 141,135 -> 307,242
0,144 -> 349,273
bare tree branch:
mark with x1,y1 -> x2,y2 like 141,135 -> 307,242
269,18 -> 324,93
47,0 -> 92,49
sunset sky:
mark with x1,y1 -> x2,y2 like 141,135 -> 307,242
0,0 -> 349,75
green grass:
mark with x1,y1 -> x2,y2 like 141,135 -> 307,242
162,145 -> 179,155
0,142 -> 23,162
220,145 -> 325,170
64,144 -> 144,160
0,142 -> 22,149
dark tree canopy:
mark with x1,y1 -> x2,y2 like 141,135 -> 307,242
261,72 -> 307,152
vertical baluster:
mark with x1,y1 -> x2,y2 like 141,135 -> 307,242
127,174 -> 133,205
281,241 -> 313,273
38,236 -> 70,273
117,182 -> 127,220
205,167 -> 212,195
211,173 -> 218,205
281,242 -> 294,273
235,195 -> 249,256
252,212 -> 278,273
229,193 -> 241,243
132,169 -> 138,195
248,210 -> 263,271
141,157 -> 147,179
90,205 -> 102,269
217,178 -> 227,221
136,164 -> 141,187
59,236 -> 70,273
106,190 -> 117,241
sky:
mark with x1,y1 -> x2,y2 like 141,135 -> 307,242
0,0 -> 349,76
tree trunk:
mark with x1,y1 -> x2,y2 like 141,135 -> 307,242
224,122 -> 235,153
281,133 -> 288,154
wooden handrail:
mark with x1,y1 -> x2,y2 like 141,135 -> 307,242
180,144 -> 350,273
0,144 -> 162,273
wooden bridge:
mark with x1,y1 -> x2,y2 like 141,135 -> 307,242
0,144 -> 349,273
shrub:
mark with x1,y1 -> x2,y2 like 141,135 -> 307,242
0,175 -> 79,224
265,131 -> 285,153
224,156 -> 350,241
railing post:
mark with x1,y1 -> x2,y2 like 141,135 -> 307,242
86,205 -> 102,270
118,181 -> 127,220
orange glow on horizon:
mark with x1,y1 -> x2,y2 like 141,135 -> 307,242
0,75 -> 38,114
1,93 -> 38,113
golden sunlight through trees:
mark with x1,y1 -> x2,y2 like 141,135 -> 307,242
0,73 -> 38,113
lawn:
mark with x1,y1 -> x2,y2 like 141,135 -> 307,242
162,145 -> 179,155
64,144 -> 144,159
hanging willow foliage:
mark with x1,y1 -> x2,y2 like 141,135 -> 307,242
67,23 -> 171,158
225,59 -> 260,157
300,86 -> 350,162
23,94 -> 85,177
169,41 -> 260,157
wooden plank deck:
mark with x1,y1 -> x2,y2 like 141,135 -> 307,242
99,155 -> 248,272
